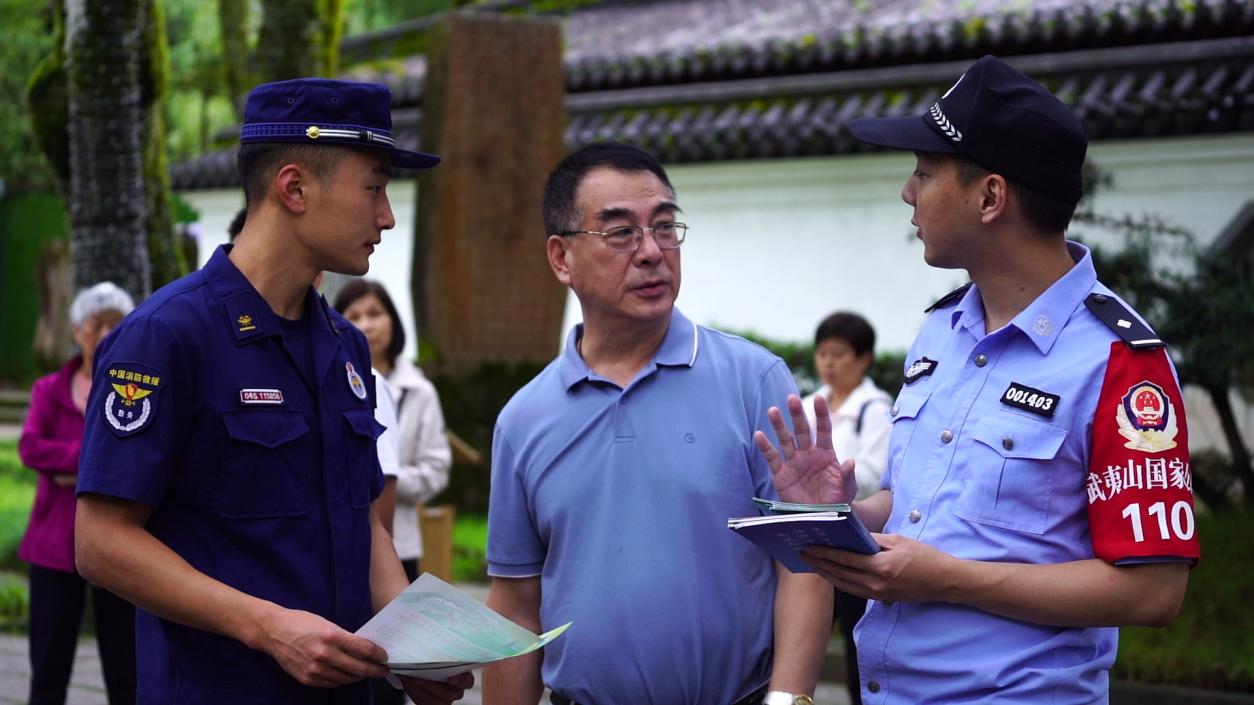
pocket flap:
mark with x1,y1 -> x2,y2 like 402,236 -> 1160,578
891,390 -> 930,422
342,406 -> 385,441
973,414 -> 1067,460
222,411 -> 309,449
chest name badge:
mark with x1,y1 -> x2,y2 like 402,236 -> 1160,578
345,361 -> 368,400
1116,380 -> 1178,453
103,363 -> 162,437
240,388 -> 285,405
1000,382 -> 1060,419
904,357 -> 938,384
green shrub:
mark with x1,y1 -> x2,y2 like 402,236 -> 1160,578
0,572 -> 28,633
452,514 -> 488,584
1114,508 -> 1253,691
0,439 -> 35,572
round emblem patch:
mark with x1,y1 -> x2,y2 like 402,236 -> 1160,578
346,361 -> 368,400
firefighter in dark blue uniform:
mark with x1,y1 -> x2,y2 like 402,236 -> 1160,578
75,78 -> 473,705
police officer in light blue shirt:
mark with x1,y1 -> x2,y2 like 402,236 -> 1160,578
755,56 -> 1199,704
484,143 -> 833,705
75,78 -> 472,705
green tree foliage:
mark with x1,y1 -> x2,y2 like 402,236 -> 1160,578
4,0 -> 60,195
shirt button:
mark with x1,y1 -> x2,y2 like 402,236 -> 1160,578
974,354 -> 988,367
1093,293 -> 1108,303
890,405 -> 899,417
908,509 -> 921,523
867,680 -> 881,694
940,429 -> 953,443
1002,436 -> 1015,450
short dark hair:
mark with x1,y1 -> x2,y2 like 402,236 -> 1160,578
236,143 -> 350,209
541,142 -> 675,236
332,279 -> 406,368
950,155 -> 1078,235
815,311 -> 876,357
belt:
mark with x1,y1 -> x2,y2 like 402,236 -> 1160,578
550,682 -> 768,705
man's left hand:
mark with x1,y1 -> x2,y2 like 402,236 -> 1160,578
801,533 -> 958,604
400,672 -> 475,705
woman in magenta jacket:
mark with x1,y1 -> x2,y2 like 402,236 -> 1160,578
18,282 -> 137,705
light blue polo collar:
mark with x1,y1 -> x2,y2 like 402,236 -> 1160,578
950,240 -> 1097,355
558,308 -> 700,391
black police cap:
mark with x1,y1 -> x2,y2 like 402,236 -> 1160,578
848,55 -> 1086,204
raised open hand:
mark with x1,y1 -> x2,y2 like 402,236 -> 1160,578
753,393 -> 857,505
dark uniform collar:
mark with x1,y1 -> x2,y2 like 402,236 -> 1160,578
202,244 -> 340,345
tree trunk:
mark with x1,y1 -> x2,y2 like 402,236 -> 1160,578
65,0 -> 151,301
141,0 -> 184,289
256,0 -> 324,83
218,0 -> 250,116
1205,383 -> 1254,505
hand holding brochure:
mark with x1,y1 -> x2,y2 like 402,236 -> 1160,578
355,573 -> 571,680
729,498 -> 879,573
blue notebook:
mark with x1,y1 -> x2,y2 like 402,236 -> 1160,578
728,509 -> 880,573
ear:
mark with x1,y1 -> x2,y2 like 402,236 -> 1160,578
978,173 -> 1010,224
274,163 -> 308,214
546,234 -> 573,286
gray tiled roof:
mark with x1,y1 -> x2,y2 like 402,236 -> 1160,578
172,0 -> 1254,190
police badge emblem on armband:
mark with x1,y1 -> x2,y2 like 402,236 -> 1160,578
103,363 -> 162,437
345,361 -> 368,400
1116,380 -> 1178,453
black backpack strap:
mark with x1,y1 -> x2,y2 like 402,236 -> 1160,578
1083,293 -> 1164,349
925,282 -> 973,313
855,399 -> 874,434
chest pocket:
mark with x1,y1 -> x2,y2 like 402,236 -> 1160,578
341,406 -> 385,509
886,389 -> 929,488
956,412 -> 1068,534
220,411 -> 312,518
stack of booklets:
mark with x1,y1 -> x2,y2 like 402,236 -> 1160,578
728,497 -> 880,573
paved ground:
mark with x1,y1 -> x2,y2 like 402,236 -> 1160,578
0,581 -> 851,704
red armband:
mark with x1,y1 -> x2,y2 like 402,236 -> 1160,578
1085,342 -> 1200,565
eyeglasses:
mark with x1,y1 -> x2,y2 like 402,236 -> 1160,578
560,222 -> 687,252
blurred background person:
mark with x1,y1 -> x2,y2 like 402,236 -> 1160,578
335,280 -> 452,582
800,310 -> 891,705
18,282 -> 137,705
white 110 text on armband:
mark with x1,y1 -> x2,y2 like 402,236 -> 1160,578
1120,501 -> 1195,542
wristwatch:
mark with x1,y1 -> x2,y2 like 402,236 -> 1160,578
763,691 -> 814,705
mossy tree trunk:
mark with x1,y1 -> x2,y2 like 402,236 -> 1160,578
218,0 -> 250,116
64,0 -> 151,300
140,0 -> 185,288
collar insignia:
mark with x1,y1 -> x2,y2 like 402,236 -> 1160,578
237,314 -> 257,332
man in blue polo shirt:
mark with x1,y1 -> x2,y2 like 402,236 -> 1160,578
484,143 -> 832,705
74,78 -> 472,705
755,56 -> 1200,703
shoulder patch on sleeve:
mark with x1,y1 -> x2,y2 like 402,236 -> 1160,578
101,362 -> 165,437
1085,342 -> 1199,566
924,282 -> 973,313
1084,293 -> 1163,348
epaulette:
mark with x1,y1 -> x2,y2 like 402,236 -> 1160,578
924,282 -> 973,313
1083,293 -> 1164,348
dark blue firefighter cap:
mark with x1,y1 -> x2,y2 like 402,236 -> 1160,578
240,77 -> 440,169
848,55 -> 1086,204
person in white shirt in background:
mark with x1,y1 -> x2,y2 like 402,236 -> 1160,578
335,279 -> 453,582
799,311 -> 891,705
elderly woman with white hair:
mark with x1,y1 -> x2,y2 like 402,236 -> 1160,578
18,282 -> 137,705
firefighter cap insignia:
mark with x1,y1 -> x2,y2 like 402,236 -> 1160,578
1116,380 -> 1178,453
103,363 -> 163,437
345,361 -> 368,400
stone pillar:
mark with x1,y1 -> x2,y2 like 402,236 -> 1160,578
413,13 -> 566,372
